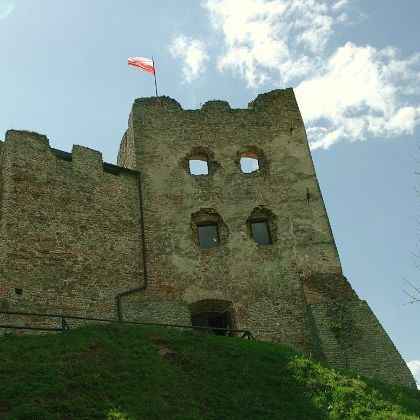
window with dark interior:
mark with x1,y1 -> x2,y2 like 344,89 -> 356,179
250,220 -> 272,245
197,224 -> 219,248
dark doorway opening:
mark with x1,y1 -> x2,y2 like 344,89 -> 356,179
191,311 -> 231,336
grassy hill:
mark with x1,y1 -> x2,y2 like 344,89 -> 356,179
0,324 -> 419,419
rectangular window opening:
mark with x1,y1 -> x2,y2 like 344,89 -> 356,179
189,159 -> 209,175
251,220 -> 272,245
197,224 -> 219,248
240,157 -> 259,173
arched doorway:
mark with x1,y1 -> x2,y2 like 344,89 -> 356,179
189,299 -> 235,336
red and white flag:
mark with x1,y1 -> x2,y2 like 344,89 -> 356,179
127,57 -> 155,74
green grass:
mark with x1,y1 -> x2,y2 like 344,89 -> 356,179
0,324 -> 419,419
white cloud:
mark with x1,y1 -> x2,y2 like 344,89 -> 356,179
203,0 -> 349,87
407,360 -> 420,389
198,0 -> 420,149
170,35 -> 209,84
331,0 -> 349,11
295,43 -> 420,149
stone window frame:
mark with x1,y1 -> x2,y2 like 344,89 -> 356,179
247,206 -> 277,245
182,146 -> 220,177
235,146 -> 268,176
191,208 -> 228,248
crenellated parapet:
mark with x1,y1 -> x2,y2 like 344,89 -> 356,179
130,87 -> 298,111
129,88 -> 300,125
2,130 -> 138,179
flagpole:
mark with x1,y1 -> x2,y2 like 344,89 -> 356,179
152,56 -> 158,97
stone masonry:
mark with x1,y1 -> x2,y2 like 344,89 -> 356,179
0,89 -> 415,387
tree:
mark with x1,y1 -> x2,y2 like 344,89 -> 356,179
402,159 -> 420,304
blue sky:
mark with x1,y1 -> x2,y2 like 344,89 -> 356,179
1,0 -> 419,384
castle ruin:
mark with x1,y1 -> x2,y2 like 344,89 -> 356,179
0,89 -> 415,387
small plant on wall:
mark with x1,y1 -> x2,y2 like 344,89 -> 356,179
329,322 -> 343,332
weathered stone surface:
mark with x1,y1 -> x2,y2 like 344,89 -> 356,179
0,130 -> 142,319
0,89 -> 415,387
309,299 -> 415,388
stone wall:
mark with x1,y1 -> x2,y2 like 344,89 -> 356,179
0,90 -> 415,387
309,299 -> 416,388
115,88 -> 414,387
0,130 -> 142,321
118,89 -> 342,355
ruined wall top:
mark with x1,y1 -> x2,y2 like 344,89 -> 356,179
118,88 -> 306,167
1,89 -> 302,176
2,130 -> 136,178
131,88 -> 300,115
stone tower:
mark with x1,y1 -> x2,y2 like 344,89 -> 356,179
0,89 -> 415,387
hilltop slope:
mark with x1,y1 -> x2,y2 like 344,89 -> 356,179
0,324 -> 419,419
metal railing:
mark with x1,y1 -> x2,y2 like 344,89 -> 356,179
0,310 -> 254,339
